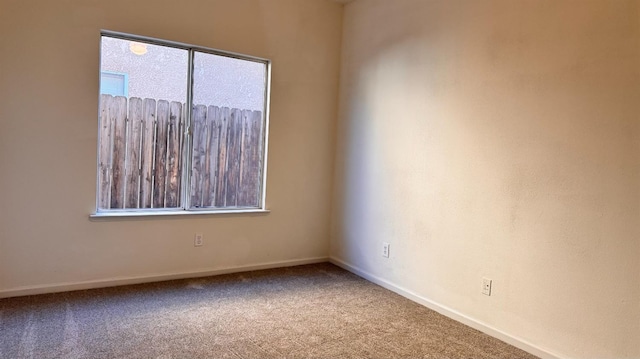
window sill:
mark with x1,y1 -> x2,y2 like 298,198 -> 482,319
89,208 -> 270,219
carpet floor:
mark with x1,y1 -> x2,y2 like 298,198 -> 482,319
0,263 -> 537,359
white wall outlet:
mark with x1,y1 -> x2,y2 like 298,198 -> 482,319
382,242 -> 390,258
482,277 -> 492,296
194,233 -> 204,247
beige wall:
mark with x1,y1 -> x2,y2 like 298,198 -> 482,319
331,1 -> 640,358
0,0 -> 342,293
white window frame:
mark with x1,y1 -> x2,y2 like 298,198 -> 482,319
92,30 -> 271,218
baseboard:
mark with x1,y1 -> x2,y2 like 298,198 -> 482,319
0,256 -> 329,299
329,257 -> 565,359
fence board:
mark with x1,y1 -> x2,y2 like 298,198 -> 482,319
140,99 -> 156,208
190,104 -> 208,207
253,110 -> 264,205
214,107 -> 230,207
224,109 -> 242,206
202,106 -> 221,207
200,107 -> 212,207
165,101 -> 183,207
238,110 -> 262,207
110,96 -> 128,209
237,110 -> 250,206
98,95 -> 113,209
124,97 -> 143,208
153,100 -> 169,208
252,110 -> 264,206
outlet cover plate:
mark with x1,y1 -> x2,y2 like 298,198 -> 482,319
194,233 -> 204,247
482,277 -> 492,296
382,242 -> 390,258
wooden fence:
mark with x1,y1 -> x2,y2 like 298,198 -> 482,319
98,95 -> 263,210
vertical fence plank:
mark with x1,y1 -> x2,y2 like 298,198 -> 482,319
238,110 -> 262,207
124,97 -> 143,208
252,110 -> 264,206
199,106 -> 212,207
224,109 -> 242,206
214,107 -> 230,207
190,104 -> 208,207
153,100 -> 169,208
202,106 -> 221,207
165,101 -> 183,207
237,109 -> 250,207
109,96 -> 127,209
98,95 -> 113,209
181,103 -> 187,204
250,111 -> 266,207
140,99 -> 156,208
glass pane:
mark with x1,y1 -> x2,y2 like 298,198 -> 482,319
100,72 -> 127,97
190,52 -> 267,208
97,36 -> 188,210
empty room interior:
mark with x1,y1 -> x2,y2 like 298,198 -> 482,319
0,0 -> 639,358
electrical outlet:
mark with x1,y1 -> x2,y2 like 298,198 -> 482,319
194,233 -> 204,247
382,242 -> 390,258
482,277 -> 492,296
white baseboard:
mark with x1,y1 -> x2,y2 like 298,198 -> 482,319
329,257 -> 565,359
0,256 -> 329,299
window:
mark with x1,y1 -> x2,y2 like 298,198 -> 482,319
95,32 -> 270,215
100,71 -> 128,97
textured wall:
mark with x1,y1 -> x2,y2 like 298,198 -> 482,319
331,1 -> 640,358
0,0 -> 342,293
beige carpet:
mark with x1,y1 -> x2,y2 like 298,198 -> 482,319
0,263 -> 537,359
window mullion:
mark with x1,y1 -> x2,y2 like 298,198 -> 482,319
181,49 -> 196,210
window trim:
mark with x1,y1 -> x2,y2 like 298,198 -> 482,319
89,208 -> 270,219
92,30 -> 272,217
